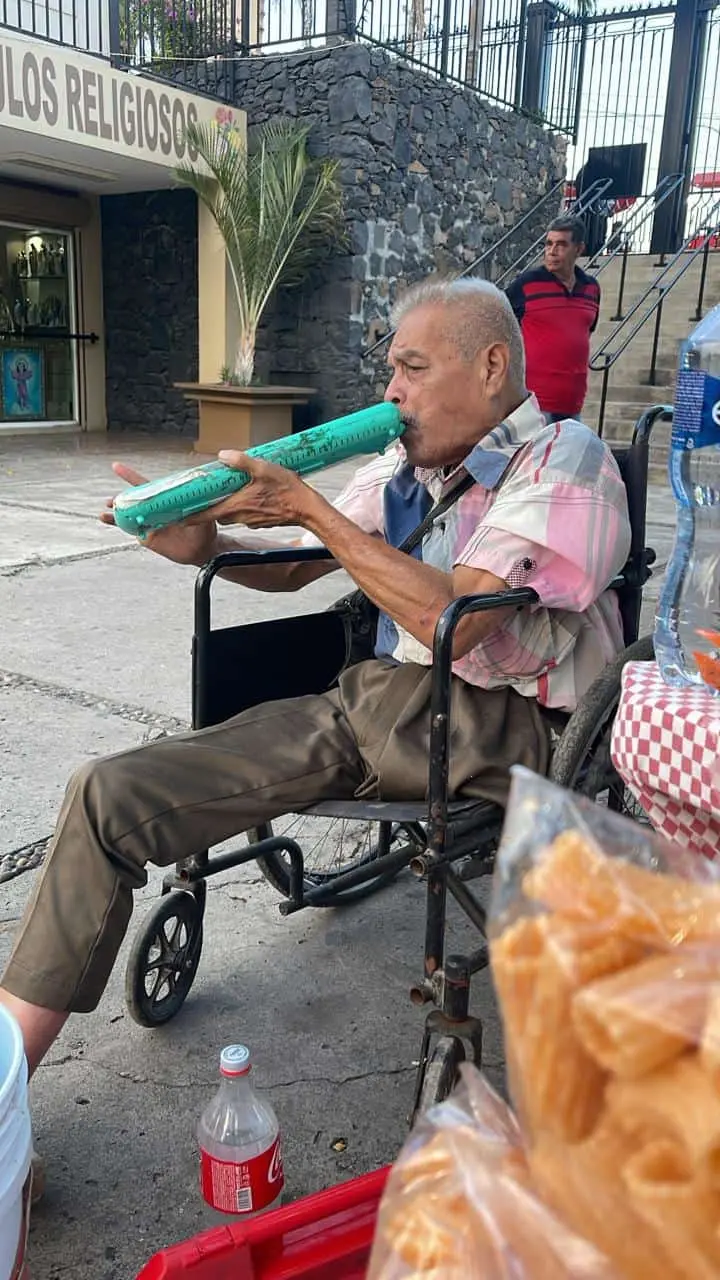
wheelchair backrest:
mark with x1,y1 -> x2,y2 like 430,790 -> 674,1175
609,407 -> 664,648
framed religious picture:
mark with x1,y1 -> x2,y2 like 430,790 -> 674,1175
2,347 -> 45,419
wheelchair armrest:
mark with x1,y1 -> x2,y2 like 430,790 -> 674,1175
194,546 -> 335,631
426,587 -> 539,858
631,403 -> 672,447
431,587 -> 540,673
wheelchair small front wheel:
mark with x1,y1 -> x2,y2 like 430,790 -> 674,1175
125,891 -> 204,1028
415,1036 -> 466,1119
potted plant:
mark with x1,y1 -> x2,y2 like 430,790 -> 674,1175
174,116 -> 345,452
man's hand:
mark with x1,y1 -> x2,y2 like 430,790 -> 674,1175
100,457 -> 339,591
188,450 -> 322,530
101,462 -> 218,566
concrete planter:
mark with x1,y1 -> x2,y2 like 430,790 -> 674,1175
175,382 -> 316,454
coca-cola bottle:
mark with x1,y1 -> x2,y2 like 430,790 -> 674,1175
198,1045 -> 284,1217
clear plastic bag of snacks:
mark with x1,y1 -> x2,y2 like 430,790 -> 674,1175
367,1061 -> 617,1279
369,766 -> 720,1279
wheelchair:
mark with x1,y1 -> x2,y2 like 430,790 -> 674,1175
125,405 -> 669,1117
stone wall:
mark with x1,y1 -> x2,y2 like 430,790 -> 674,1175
101,188 -> 199,435
193,42 -> 566,419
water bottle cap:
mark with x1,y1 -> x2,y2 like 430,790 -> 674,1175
220,1045 -> 251,1076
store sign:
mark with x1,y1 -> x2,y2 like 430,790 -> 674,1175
0,32 -> 224,166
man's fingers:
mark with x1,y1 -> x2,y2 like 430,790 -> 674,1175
112,461 -> 148,487
101,462 -> 147,526
218,449 -> 254,473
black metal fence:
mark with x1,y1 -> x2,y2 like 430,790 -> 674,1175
564,0 -> 720,250
111,0 -> 236,92
0,0 -> 112,54
2,0 -> 719,245
354,0 -> 530,109
241,0 -> 584,132
565,3 -> 677,192
686,2 -> 720,244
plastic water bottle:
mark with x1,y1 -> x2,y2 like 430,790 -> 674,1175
654,304 -> 720,694
198,1045 -> 284,1218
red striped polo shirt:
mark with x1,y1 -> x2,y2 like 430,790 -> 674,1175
505,265 -> 600,417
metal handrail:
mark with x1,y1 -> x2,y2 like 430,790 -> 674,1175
363,177 -> 613,359
467,178 -> 611,285
584,174 -> 685,321
492,178 -> 614,289
589,199 -> 720,438
459,176 -> 568,282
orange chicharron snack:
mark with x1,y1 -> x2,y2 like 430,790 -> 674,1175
501,829 -> 720,1279
373,828 -> 720,1278
572,948 -> 720,1079
522,829 -> 720,946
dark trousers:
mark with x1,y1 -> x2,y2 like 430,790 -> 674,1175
1,660 -> 550,1013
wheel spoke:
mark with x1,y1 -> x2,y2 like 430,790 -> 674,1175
166,918 -> 183,950
576,722 -> 650,826
254,815 -> 423,903
271,813 -> 377,877
147,969 -> 168,1002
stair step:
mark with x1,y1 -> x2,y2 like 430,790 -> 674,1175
586,403 -> 672,423
591,344 -> 682,357
584,383 -> 675,404
600,424 -> 672,446
584,409 -> 673,433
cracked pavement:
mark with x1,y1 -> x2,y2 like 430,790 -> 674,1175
0,430 -> 675,1278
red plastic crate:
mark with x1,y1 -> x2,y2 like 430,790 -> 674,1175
136,1167 -> 390,1280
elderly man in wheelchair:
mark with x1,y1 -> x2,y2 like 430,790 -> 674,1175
0,276 -> 659,1126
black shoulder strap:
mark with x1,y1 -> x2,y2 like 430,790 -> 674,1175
396,471 -> 475,556
396,436 -> 531,559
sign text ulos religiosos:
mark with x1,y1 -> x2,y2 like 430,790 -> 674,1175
0,40 -> 204,163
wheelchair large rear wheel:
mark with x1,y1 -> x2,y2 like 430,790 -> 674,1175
550,635 -> 653,817
251,816 -> 426,905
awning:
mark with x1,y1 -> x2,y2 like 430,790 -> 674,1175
0,29 -> 242,193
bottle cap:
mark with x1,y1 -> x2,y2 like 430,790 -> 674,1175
220,1044 -> 251,1076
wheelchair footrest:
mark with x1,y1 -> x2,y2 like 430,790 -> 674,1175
170,836 -> 306,906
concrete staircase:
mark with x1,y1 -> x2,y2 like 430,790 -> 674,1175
580,252 -> 720,480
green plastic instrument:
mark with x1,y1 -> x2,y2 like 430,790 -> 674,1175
112,402 -> 404,536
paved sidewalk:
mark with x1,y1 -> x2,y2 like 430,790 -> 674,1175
0,428 -> 675,1280
0,431 -> 487,1280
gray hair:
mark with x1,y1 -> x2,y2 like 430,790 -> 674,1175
548,214 -> 586,245
389,276 -> 526,389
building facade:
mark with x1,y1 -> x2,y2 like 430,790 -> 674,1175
0,8 -> 564,438
0,27 -> 244,436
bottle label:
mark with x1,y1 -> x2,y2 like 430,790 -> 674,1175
672,370 -> 720,450
199,1136 -> 284,1214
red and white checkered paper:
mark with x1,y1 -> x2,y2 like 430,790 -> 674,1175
610,661 -> 720,860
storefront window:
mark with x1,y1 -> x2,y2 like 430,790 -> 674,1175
0,224 -> 76,425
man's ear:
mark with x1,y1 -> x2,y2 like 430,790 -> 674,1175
484,341 -> 510,393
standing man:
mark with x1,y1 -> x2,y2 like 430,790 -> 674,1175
505,215 -> 601,423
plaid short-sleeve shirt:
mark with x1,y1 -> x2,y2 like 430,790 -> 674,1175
304,395 -> 632,711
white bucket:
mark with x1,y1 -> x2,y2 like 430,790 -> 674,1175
0,1006 -> 32,1280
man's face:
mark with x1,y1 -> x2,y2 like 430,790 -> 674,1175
544,229 -> 582,278
384,305 -> 499,470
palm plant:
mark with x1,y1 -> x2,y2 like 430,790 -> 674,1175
176,119 -> 345,385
